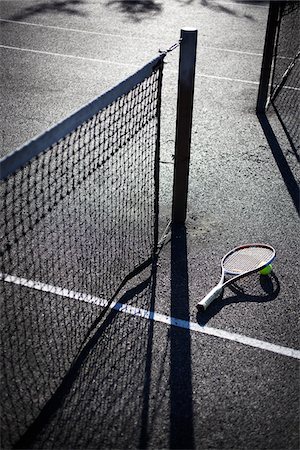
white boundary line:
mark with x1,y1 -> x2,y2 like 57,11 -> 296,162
2,44 -> 299,91
204,45 -> 262,56
198,73 -> 259,85
0,18 -> 263,57
0,44 -> 137,68
0,18 -> 141,40
2,273 -> 300,361
1,18 -> 296,62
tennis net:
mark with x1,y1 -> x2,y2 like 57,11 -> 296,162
0,54 -> 165,448
270,1 -> 300,102
269,1 -> 299,149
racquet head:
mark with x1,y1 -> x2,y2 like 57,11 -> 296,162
221,243 -> 276,276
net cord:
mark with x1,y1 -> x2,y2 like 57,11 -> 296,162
0,54 -> 165,181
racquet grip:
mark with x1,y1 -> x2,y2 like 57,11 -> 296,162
196,285 -> 223,312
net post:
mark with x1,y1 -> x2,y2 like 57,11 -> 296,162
256,1 -> 280,113
172,28 -> 198,225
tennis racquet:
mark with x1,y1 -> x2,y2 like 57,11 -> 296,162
196,243 -> 276,312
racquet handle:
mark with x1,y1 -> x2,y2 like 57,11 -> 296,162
196,285 -> 223,312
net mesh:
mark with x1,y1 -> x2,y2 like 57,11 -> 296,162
271,2 -> 300,96
0,57 -> 164,448
223,246 -> 274,275
270,1 -> 300,151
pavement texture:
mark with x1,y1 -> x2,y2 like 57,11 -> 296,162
0,1 -> 299,449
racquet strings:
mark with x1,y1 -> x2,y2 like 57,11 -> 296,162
223,246 -> 275,275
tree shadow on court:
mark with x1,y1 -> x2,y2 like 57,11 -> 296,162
176,0 -> 256,20
105,0 -> 162,22
257,111 -> 299,216
12,266 -> 157,449
8,0 -> 86,21
196,272 -> 280,325
169,223 -> 195,449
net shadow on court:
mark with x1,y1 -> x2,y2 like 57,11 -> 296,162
170,224 -> 195,449
0,55 -> 165,448
12,268 -> 157,449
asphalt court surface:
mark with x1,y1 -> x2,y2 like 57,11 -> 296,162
0,0 -> 299,449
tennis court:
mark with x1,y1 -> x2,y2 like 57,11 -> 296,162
1,1 -> 299,449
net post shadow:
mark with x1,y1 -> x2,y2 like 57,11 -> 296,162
170,223 -> 195,449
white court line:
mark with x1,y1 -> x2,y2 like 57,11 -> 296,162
2,44 -> 299,91
198,73 -> 258,85
204,45 -> 262,57
1,44 -> 257,83
0,44 -> 137,68
3,18 -> 296,63
1,273 -> 300,361
0,19 -> 264,57
1,19 -> 296,62
196,73 -> 300,91
0,18 -> 142,40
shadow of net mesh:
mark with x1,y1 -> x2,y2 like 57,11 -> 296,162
270,1 -> 300,153
14,277 -> 156,449
0,57 -> 164,448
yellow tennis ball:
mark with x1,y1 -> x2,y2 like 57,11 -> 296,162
259,264 -> 272,275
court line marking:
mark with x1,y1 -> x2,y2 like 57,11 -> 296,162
2,273 -> 299,361
204,46 -> 262,57
0,44 -> 137,68
2,44 -> 299,92
0,44 -> 257,83
1,18 -> 296,63
0,18 -> 143,40
198,73 -> 258,85
0,18 -> 264,57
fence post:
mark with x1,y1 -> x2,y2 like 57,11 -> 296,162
172,28 -> 198,224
